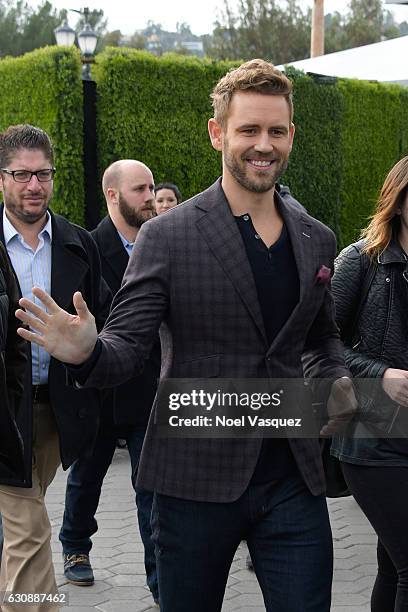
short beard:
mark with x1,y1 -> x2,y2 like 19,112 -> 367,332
224,145 -> 289,194
118,193 -> 154,228
4,194 -> 50,225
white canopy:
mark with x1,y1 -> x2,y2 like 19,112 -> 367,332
279,35 -> 408,85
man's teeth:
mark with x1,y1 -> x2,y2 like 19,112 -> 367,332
249,160 -> 272,166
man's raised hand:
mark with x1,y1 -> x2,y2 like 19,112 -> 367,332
16,288 -> 98,365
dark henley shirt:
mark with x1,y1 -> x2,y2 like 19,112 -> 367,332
235,213 -> 300,484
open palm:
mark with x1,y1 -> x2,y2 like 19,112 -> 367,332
16,287 -> 98,365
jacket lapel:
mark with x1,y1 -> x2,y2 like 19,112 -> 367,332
195,181 -> 268,346
265,195 -> 316,355
51,213 -> 89,311
95,216 -> 129,283
278,193 -> 315,305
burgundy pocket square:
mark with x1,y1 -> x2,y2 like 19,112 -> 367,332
315,265 -> 331,285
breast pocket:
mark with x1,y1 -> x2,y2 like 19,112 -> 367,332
174,354 -> 220,378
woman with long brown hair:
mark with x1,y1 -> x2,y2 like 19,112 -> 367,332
331,155 -> 408,611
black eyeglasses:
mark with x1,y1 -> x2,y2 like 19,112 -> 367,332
0,168 -> 56,183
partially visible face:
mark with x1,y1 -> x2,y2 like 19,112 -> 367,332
0,148 -> 53,225
117,165 -> 155,228
155,188 -> 178,215
215,91 -> 294,194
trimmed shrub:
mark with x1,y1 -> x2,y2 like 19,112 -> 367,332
283,69 -> 344,236
338,79 -> 408,247
94,48 -> 236,209
0,46 -> 84,224
95,50 -> 408,246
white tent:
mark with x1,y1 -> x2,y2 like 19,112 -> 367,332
279,35 -> 408,86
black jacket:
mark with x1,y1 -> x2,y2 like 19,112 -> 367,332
91,215 -> 160,426
331,238 -> 408,463
0,241 -> 27,482
0,206 -> 112,486
332,238 -> 408,377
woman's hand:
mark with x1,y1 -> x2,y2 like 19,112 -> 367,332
382,368 -> 408,407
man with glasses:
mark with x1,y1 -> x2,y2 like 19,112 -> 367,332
0,124 -> 111,610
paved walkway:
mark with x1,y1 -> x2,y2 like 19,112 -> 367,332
46,449 -> 377,611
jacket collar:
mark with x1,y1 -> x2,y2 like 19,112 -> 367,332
378,237 -> 408,265
93,215 -> 129,284
0,203 -> 90,310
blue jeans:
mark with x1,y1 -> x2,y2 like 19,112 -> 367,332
152,471 -> 332,612
59,425 -> 158,602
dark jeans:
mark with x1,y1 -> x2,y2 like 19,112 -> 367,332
342,463 -> 408,612
151,471 -> 333,612
59,425 -> 158,602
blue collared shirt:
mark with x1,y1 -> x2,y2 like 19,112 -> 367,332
116,229 -> 134,258
3,210 -> 52,384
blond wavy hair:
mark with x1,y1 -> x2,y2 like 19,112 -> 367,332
211,59 -> 293,128
362,156 -> 408,258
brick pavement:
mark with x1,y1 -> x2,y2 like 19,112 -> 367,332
46,449 -> 377,611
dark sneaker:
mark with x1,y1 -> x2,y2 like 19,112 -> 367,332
63,553 -> 94,586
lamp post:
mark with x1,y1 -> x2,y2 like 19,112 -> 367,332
54,20 -> 76,47
311,0 -> 325,58
54,7 -> 100,230
54,7 -> 98,80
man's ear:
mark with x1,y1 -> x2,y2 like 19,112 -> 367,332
208,118 -> 223,152
106,187 -> 118,206
288,123 -> 295,152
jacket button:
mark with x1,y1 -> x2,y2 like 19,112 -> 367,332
385,277 -> 391,283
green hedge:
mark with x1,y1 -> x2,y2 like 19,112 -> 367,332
0,46 -> 84,224
95,50 -> 408,248
95,48 -> 236,208
283,69 -> 344,236
1,47 -> 406,241
338,80 -> 408,247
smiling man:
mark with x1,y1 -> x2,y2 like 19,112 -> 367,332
0,124 -> 111,610
16,62 -> 355,611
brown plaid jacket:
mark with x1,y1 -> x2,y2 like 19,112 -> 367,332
85,179 -> 348,502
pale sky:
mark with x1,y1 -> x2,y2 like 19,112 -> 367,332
32,0 -> 408,36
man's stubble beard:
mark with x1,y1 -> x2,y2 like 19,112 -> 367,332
3,189 -> 51,225
224,143 -> 289,194
118,193 -> 155,228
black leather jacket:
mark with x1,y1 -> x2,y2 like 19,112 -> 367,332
0,242 -> 27,482
331,238 -> 408,464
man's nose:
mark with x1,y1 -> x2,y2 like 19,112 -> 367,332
253,133 -> 274,153
26,174 -> 42,189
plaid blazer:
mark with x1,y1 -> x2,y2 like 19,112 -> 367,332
85,179 -> 348,502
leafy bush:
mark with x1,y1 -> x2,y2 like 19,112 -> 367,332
0,46 -> 84,223
96,50 -> 408,246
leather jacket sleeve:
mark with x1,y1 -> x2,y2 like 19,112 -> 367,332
332,243 -> 388,379
0,243 -> 27,411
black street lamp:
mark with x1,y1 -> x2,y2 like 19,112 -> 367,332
54,7 -> 98,80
